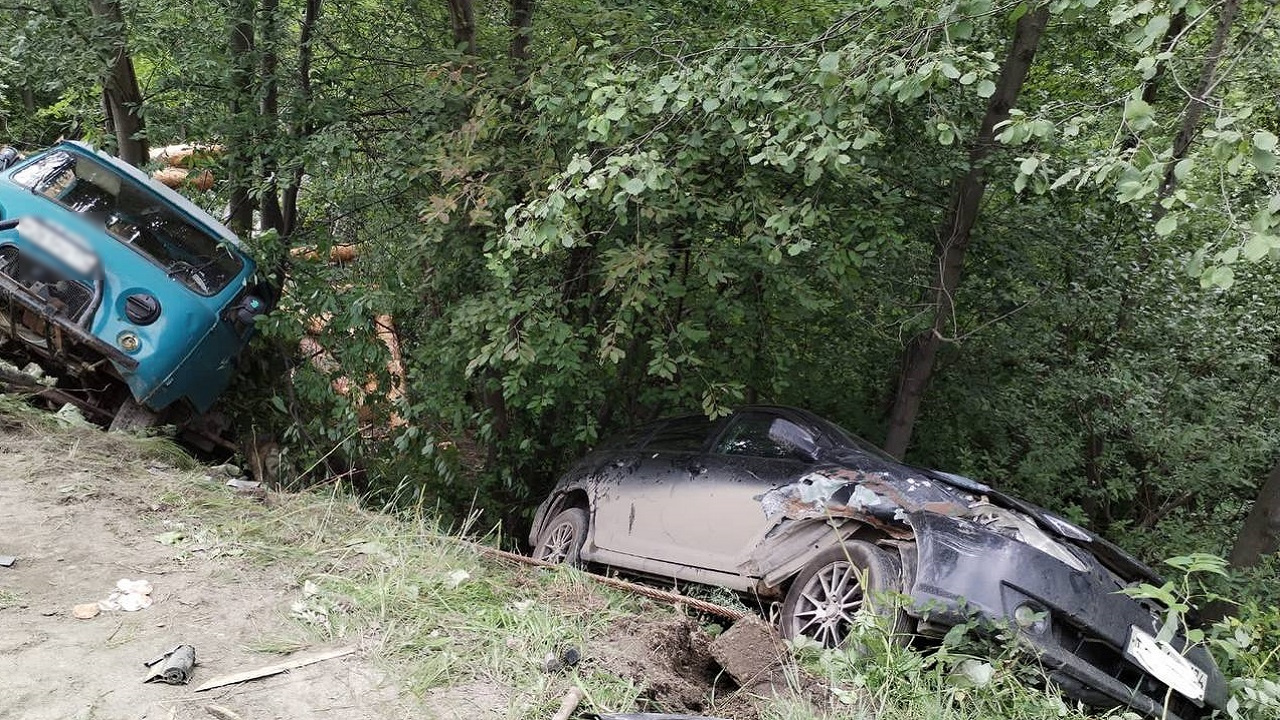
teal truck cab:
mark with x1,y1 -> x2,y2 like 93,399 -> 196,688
0,141 -> 265,432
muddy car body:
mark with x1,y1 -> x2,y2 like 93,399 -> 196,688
0,142 -> 264,428
529,406 -> 1227,720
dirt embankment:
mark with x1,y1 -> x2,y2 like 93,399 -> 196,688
0,426 -> 412,720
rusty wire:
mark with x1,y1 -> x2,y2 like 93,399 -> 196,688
466,542 -> 750,622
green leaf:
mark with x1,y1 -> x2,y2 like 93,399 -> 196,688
1205,265 -> 1235,289
1243,234 -> 1273,262
1050,168 -> 1081,190
1154,215 -> 1177,237
1124,98 -> 1155,131
818,52 -> 840,73
622,177 -> 646,195
1251,207 -> 1273,233
1019,156 -> 1040,175
1173,158 -> 1193,180
1254,130 -> 1279,152
1252,147 -> 1277,174
702,97 -> 721,112
976,79 -> 996,99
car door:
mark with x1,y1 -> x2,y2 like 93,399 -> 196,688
590,414 -> 721,562
663,410 -> 818,571
596,409 -> 818,574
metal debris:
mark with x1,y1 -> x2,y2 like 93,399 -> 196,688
541,646 -> 582,673
591,707 -> 732,712
144,644 -> 197,684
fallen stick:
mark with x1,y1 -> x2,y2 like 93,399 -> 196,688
204,705 -> 244,720
550,687 -> 586,720
193,646 -> 356,692
467,543 -> 749,621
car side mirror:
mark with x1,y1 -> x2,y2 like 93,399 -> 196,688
0,147 -> 18,171
769,419 -> 820,462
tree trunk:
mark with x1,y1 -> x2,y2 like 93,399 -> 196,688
1227,460 -> 1280,569
226,0 -> 257,236
1152,0 -> 1240,216
88,0 -> 148,166
281,0 -> 323,240
259,0 -> 285,235
1203,458 -> 1280,623
509,0 -> 534,66
445,0 -> 476,55
882,5 -> 1050,458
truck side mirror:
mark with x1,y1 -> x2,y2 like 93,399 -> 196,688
234,295 -> 267,327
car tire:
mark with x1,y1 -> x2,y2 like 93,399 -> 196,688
780,540 -> 907,648
109,397 -> 159,433
532,507 -> 589,567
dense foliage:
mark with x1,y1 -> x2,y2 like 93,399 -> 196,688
1,0 -> 1277,576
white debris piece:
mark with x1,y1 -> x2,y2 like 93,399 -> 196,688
98,578 -> 154,612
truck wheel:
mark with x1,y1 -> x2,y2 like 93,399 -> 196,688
781,541 -> 907,648
109,397 -> 158,433
532,507 -> 589,567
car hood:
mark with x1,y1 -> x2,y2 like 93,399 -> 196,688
757,453 -> 1163,586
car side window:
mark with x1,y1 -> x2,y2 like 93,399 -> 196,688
644,415 -> 714,453
715,413 -> 811,460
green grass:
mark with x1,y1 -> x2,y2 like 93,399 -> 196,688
149,470 -> 668,718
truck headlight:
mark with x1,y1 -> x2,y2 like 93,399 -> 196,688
124,293 -> 162,325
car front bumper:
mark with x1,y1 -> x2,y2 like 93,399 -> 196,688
0,270 -> 138,372
905,511 -> 1227,720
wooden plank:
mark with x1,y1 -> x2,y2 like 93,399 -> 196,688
193,646 -> 356,692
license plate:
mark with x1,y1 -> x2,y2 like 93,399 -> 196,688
1125,625 -> 1207,702
19,218 -> 96,275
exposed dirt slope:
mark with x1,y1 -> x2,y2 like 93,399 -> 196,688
0,423 -> 414,720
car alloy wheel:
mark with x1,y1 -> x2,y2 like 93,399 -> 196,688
533,507 -> 588,566
781,541 -> 904,648
791,560 -> 864,646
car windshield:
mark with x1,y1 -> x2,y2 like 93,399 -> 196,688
818,417 -> 901,463
11,150 -> 243,296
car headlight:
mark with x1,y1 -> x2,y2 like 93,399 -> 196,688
1040,512 -> 1093,542
966,502 -> 1088,572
